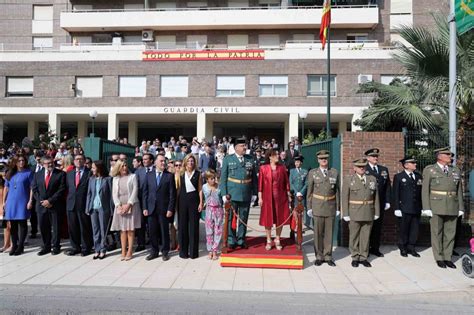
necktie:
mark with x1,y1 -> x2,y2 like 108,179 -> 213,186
75,171 -> 80,188
239,156 -> 243,164
156,172 -> 162,186
297,168 -> 300,174
409,173 -> 415,181
361,177 -> 366,186
323,169 -> 328,177
443,166 -> 448,175
36,165 -> 41,173
373,166 -> 378,174
45,171 -> 51,189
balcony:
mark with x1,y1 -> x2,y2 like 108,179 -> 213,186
60,5 -> 379,32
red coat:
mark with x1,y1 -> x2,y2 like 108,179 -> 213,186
258,163 -> 290,228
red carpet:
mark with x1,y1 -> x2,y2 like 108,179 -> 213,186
220,237 -> 303,269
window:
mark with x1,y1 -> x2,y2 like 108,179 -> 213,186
119,76 -> 146,97
259,0 -> 280,8
228,0 -> 249,7
259,76 -> 288,97
156,35 -> 176,49
156,2 -> 177,9
293,34 -> 315,42
72,4 -> 92,11
186,35 -> 207,49
124,3 -> 144,10
33,37 -> 53,50
307,75 -> 336,97
227,34 -> 248,49
216,76 -> 245,97
258,34 -> 280,49
391,0 -> 412,14
346,34 -> 368,43
32,5 -> 53,34
161,76 -> 188,97
6,77 -> 33,97
75,77 -> 103,98
187,1 -> 207,8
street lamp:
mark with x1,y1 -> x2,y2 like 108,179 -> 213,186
89,110 -> 98,137
298,111 -> 308,141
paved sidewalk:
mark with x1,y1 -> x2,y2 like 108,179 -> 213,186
1,207 -> 472,295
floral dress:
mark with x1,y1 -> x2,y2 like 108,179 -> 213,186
203,184 -> 224,252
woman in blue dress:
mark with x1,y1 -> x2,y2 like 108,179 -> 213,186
3,155 -> 33,256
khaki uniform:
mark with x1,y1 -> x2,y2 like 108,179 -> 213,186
341,174 -> 380,261
306,168 -> 339,261
422,163 -> 464,261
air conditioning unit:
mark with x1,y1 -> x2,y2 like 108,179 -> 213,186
358,74 -> 373,84
142,30 -> 154,42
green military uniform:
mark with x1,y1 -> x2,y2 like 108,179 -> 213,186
422,147 -> 464,263
341,159 -> 380,264
219,143 -> 258,248
306,150 -> 339,263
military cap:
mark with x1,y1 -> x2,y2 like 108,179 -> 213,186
235,137 -> 247,145
434,146 -> 454,156
353,158 -> 367,167
294,155 -> 304,162
364,148 -> 380,157
399,156 -> 417,164
255,147 -> 262,153
316,150 -> 330,158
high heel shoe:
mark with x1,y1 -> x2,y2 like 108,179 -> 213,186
265,239 -> 272,251
124,255 -> 132,261
274,238 -> 282,251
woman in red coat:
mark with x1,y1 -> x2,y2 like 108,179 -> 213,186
258,149 -> 290,251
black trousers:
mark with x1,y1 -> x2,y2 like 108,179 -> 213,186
369,202 -> 385,252
10,219 -> 28,250
178,191 -> 200,259
136,211 -> 147,247
148,209 -> 170,255
398,213 -> 420,251
67,209 -> 93,252
29,201 -> 39,235
38,209 -> 61,250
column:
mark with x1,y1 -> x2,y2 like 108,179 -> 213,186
107,113 -> 118,141
338,121 -> 347,134
205,116 -> 213,141
77,120 -> 87,140
27,121 -> 38,140
196,112 -> 206,141
284,113 -> 299,146
351,111 -> 362,131
48,113 -> 61,139
0,117 -> 4,142
128,121 -> 138,146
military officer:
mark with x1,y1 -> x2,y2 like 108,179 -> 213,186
306,150 -> 339,266
252,147 -> 266,206
422,147 -> 464,269
342,158 -> 380,268
392,157 -> 422,257
364,148 -> 391,257
219,137 -> 258,249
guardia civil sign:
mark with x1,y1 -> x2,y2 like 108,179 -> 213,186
456,0 -> 474,35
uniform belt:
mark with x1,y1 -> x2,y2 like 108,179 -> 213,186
431,190 -> 457,196
228,177 -> 252,184
349,200 -> 374,205
313,194 -> 336,201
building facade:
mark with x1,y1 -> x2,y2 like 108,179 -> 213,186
0,0 -> 448,145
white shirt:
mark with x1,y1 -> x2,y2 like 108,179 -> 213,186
405,170 -> 415,178
368,162 -> 378,173
320,167 -> 328,177
185,170 -> 196,193
356,173 -> 366,184
437,162 -> 448,171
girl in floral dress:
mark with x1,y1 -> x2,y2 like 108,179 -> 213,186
202,170 -> 223,260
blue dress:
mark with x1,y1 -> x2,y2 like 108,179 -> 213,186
5,169 -> 33,220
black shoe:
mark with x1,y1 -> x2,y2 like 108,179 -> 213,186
239,243 -> 249,249
81,251 -> 91,257
9,247 -> 18,256
452,250 -> 459,256
400,250 -> 408,257
360,260 -> 372,267
351,260 -> 359,268
408,250 -> 420,258
38,248 -> 51,256
326,260 -> 336,267
65,249 -> 81,256
52,248 -> 61,255
13,247 -> 24,256
436,260 -> 447,268
136,245 -> 146,252
98,252 -> 107,260
444,261 -> 456,269
146,253 -> 159,261
370,250 -> 384,257
162,254 -> 170,261
314,259 -> 323,266
229,244 -> 237,250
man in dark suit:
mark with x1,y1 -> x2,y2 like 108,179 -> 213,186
142,154 -> 176,261
364,148 -> 392,257
29,151 -> 44,238
392,157 -> 422,257
134,153 -> 154,252
199,143 -> 216,174
31,155 -> 66,255
65,154 -> 93,256
285,141 -> 299,170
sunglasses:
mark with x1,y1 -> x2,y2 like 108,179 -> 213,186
174,164 -> 182,167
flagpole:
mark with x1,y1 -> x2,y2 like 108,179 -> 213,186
448,0 -> 456,162
326,26 -> 331,139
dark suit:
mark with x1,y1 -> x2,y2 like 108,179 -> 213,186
66,168 -> 93,252
392,171 -> 422,252
284,149 -> 299,170
31,168 -> 66,251
199,153 -> 216,173
365,164 -> 391,253
143,170 -> 176,255
135,166 -> 152,247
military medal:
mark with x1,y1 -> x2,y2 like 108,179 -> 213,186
402,178 -> 407,183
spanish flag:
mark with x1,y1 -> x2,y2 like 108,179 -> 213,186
319,0 -> 331,50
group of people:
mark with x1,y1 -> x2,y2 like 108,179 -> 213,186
0,134 -> 467,271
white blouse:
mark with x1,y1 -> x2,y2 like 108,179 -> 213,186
184,170 -> 196,193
